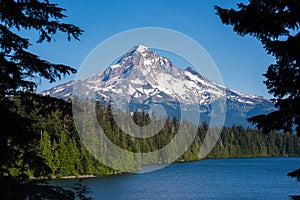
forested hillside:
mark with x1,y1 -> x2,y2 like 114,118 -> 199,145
12,96 -> 300,177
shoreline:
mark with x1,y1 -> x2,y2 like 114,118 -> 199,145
30,174 -> 98,180
31,155 -> 298,180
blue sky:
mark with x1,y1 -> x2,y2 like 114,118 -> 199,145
31,0 -> 274,98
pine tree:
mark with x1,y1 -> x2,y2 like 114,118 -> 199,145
215,2 -> 300,198
0,0 -> 83,199
39,130 -> 53,178
215,1 -> 300,134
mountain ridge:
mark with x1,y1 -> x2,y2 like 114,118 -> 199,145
41,45 -> 275,127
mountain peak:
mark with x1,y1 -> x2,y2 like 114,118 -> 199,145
134,45 -> 149,52
128,44 -> 150,57
41,45 -> 275,127
117,44 -> 152,64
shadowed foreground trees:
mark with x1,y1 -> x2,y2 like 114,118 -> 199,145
0,0 -> 87,199
215,0 -> 300,134
215,1 -> 300,199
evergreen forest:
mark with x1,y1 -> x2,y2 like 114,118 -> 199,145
9,96 -> 300,177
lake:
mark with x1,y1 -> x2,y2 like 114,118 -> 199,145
54,157 -> 300,199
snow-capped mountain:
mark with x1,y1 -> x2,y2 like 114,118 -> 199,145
42,45 -> 275,126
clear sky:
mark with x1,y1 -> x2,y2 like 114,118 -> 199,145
31,0 -> 274,98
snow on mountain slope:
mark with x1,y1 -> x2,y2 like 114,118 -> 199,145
41,45 -> 275,126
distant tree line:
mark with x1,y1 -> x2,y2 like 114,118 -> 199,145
7,97 -> 299,177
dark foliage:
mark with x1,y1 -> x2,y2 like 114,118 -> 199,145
0,0 -> 85,199
0,0 -> 82,95
215,1 -> 300,198
0,177 -> 75,200
215,0 -> 300,135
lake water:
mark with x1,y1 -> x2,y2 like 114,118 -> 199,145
54,157 -> 300,199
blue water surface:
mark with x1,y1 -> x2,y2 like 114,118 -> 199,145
54,157 -> 300,200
